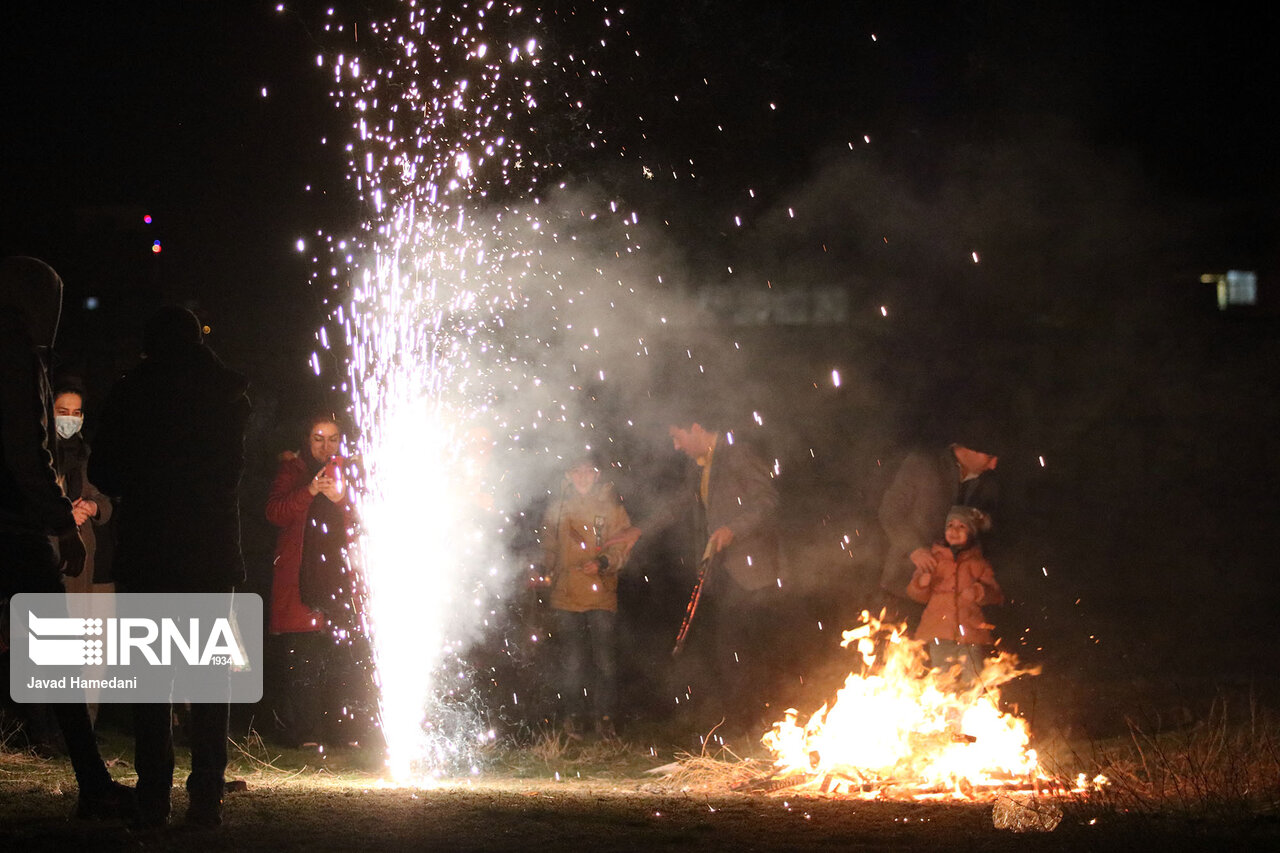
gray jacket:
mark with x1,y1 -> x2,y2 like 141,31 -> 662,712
877,447 -> 998,596
651,435 -> 782,591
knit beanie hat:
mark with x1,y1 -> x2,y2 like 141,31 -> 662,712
946,505 -> 989,538
953,414 -> 1004,458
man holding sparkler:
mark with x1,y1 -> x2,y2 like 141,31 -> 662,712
619,417 -> 782,733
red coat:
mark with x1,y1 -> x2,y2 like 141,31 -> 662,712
266,452 -> 350,634
907,542 -> 1004,645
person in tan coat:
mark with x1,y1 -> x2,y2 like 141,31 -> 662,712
540,455 -> 631,740
906,505 -> 1004,690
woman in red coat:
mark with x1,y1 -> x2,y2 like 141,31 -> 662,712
265,414 -> 357,747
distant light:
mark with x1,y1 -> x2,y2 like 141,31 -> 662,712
143,214 -> 152,224
296,238 -> 306,252
1213,270 -> 1258,310
880,305 -> 888,317
831,369 -> 841,387
84,296 -> 100,311
201,325 -> 212,335
151,241 -> 162,254
971,251 -> 980,263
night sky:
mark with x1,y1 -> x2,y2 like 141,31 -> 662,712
3,2 -> 1272,327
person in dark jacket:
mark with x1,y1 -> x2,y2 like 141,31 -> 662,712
51,381 -> 115,590
89,306 -> 250,828
0,256 -> 133,819
619,416 -> 783,733
51,379 -> 116,721
877,437 -> 999,621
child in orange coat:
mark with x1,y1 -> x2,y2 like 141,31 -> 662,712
906,505 -> 1004,689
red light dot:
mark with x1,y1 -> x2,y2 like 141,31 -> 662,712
143,214 -> 152,224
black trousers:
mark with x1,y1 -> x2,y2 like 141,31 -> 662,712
674,570 -> 782,732
0,532 -> 112,794
266,630 -> 373,747
121,585 -> 234,815
133,699 -> 229,815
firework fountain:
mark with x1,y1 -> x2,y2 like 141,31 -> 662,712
305,1 -> 649,781
298,0 -> 1004,786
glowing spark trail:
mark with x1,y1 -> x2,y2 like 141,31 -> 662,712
312,1 -> 630,781
300,0 -> 822,781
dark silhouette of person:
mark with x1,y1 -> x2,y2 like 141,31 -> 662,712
0,256 -> 134,819
90,305 -> 250,828
619,416 -> 783,734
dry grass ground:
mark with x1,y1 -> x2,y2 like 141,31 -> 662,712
4,719 -> 1280,852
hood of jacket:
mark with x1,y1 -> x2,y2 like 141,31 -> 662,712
0,256 -> 62,349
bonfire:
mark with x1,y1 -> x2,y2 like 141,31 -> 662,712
757,611 -> 1086,800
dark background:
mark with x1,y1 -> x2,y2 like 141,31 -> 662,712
3,2 -> 1277,739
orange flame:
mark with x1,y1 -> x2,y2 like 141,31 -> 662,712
762,611 -> 1053,798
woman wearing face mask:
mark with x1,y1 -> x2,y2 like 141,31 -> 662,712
50,380 -> 116,721
50,381 -> 114,594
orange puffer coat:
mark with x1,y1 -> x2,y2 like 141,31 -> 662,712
906,542 -> 1003,645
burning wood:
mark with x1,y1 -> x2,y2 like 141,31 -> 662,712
755,611 -> 1082,801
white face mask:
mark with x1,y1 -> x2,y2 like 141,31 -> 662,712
55,415 -> 83,440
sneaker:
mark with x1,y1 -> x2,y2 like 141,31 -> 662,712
75,780 -> 137,821
129,789 -> 171,830
184,797 -> 224,828
596,716 -> 619,742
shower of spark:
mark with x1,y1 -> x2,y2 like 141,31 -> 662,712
296,0 -> 873,782
309,1 -> 632,781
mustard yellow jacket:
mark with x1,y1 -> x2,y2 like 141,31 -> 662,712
541,482 -> 631,612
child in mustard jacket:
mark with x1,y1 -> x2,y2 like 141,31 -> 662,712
541,455 -> 631,740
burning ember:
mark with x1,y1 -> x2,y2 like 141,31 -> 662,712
760,611 -> 1076,799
